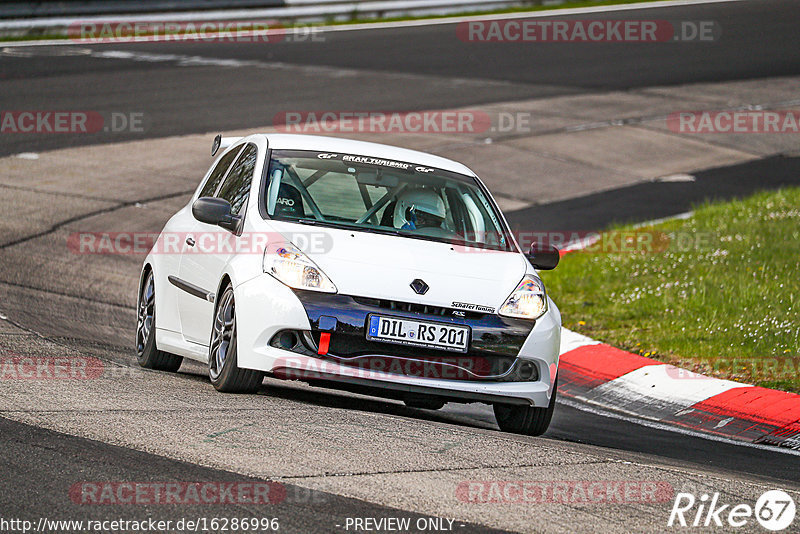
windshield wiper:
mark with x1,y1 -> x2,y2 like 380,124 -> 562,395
295,218 -> 403,236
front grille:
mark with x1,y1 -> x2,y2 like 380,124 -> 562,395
285,291 -> 536,382
351,297 -> 484,319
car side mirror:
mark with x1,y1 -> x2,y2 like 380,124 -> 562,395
527,243 -> 560,270
192,197 -> 239,232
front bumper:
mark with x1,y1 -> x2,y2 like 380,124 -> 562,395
288,291 -> 537,380
234,274 -> 561,406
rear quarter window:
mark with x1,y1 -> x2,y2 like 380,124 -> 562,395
199,147 -> 240,198
216,143 -> 258,216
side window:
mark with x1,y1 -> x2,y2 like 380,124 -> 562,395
216,143 -> 258,216
199,147 -> 240,198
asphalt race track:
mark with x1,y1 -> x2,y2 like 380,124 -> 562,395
1,0 -> 799,532
2,0 -> 800,156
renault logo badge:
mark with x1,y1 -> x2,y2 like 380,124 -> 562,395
410,279 -> 429,295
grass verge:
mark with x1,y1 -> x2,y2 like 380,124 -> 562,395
542,187 -> 800,393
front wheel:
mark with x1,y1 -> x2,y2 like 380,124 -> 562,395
209,284 -> 264,393
136,270 -> 183,372
493,379 -> 558,436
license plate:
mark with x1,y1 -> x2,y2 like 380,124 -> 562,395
366,315 -> 470,353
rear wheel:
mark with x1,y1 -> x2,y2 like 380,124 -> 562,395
136,270 -> 183,372
209,284 -> 264,393
493,379 -> 558,436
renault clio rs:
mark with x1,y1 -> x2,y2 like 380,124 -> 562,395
136,133 -> 562,435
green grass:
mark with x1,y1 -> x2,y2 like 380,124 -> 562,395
0,0 -> 671,42
542,187 -> 800,393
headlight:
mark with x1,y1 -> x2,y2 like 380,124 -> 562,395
263,242 -> 337,293
498,275 -> 547,320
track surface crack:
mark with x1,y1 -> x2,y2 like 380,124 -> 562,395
0,188 -> 193,249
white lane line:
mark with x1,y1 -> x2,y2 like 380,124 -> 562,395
9,47 -> 523,93
311,0 -> 749,34
655,173 -> 696,183
631,211 -> 693,229
558,397 -> 800,456
70,49 -> 519,91
0,0 -> 746,48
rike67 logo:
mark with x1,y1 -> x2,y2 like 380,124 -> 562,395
668,490 -> 796,531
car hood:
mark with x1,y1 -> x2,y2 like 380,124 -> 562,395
268,221 -> 528,312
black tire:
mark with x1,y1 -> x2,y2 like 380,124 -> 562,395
209,284 -> 264,393
404,397 -> 446,410
136,270 -> 183,372
493,379 -> 558,436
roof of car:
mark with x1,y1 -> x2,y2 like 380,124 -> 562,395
259,133 -> 477,177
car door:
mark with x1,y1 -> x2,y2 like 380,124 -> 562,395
160,146 -> 241,335
177,143 -> 258,345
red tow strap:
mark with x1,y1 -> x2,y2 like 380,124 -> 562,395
318,332 -> 331,355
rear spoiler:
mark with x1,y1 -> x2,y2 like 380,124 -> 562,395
211,134 -> 242,156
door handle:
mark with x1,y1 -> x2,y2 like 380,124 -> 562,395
186,237 -> 195,247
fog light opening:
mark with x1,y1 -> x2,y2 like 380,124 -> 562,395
518,361 -> 537,381
279,331 -> 299,350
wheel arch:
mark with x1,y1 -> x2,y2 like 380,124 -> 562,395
138,262 -> 156,342
216,273 -> 233,303
139,255 -> 180,337
139,262 -> 153,292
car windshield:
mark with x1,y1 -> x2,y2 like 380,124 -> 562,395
263,150 -> 513,251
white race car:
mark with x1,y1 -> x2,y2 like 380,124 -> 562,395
137,133 -> 562,435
